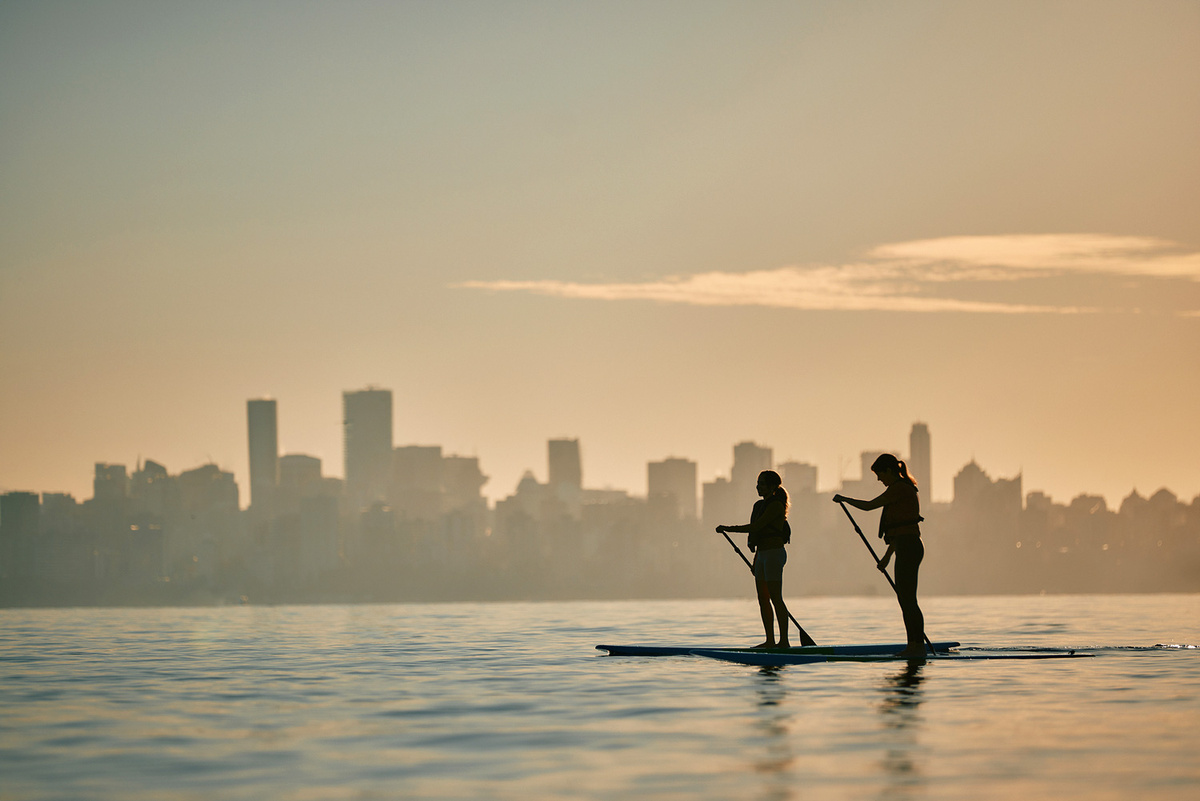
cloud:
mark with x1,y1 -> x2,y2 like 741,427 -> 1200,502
457,234 -> 1200,314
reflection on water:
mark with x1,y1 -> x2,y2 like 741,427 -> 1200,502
878,661 -> 927,800
753,667 -> 796,801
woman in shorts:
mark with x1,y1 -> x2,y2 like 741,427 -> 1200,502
717,470 -> 791,648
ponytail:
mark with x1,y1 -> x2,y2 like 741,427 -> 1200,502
870,453 -> 918,490
758,470 -> 790,514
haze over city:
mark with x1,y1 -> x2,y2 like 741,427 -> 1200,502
3,1 -> 1198,511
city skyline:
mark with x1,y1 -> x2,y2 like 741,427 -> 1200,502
3,389 -> 1194,514
2,3 -> 1198,515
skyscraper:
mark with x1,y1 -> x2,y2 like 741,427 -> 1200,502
648,457 -> 698,519
778,461 -> 818,494
247,398 -> 278,517
548,438 -> 582,517
731,441 -> 773,512
343,388 -> 393,510
909,422 -> 931,500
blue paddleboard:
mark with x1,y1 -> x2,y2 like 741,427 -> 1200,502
596,641 -> 961,657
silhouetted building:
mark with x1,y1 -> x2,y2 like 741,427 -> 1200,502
0,491 -> 40,578
343,388 -> 393,511
909,422 -> 931,499
442,455 -> 488,513
648,457 -> 697,520
247,399 -> 278,519
177,464 -> 239,513
277,454 -> 323,515
92,463 -> 129,504
778,461 -> 818,494
548,438 -> 582,517
391,445 -> 444,520
731,442 -> 772,512
130,459 -> 175,519
702,476 -> 737,531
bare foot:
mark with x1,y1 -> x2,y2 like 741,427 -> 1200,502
777,641 -> 791,649
752,641 -> 776,649
896,646 -> 927,661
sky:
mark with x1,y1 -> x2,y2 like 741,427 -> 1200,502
2,0 -> 1198,507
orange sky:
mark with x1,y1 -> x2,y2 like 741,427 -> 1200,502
2,1 -> 1198,506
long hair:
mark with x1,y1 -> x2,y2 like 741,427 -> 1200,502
870,453 -> 918,490
758,470 -> 790,513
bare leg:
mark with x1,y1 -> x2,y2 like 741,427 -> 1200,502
766,579 -> 789,648
755,578 -> 776,647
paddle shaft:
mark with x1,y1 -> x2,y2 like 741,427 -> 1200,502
719,530 -> 817,647
837,502 -> 935,654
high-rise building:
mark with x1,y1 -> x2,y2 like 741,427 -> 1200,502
909,422 -> 931,500
548,438 -> 582,490
548,438 -> 582,517
0,491 -> 40,578
648,457 -> 698,519
92,464 -> 128,504
343,388 -> 393,510
277,454 -> 324,516
442,455 -> 488,514
702,476 -> 737,532
778,461 -> 818,494
247,399 -> 278,517
391,445 -> 444,520
731,441 -> 773,512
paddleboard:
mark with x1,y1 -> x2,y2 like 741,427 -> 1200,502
596,641 -> 961,657
690,648 -> 1093,666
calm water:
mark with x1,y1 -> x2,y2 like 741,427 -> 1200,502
2,594 -> 1198,800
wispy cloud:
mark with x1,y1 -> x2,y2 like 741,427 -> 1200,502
457,234 -> 1200,314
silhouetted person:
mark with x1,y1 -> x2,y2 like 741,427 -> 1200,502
717,470 -> 792,648
834,453 -> 926,659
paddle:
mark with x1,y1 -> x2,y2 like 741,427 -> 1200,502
837,502 -> 935,655
718,530 -> 817,647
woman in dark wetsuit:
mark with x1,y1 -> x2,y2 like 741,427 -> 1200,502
716,470 -> 792,648
833,453 -> 926,658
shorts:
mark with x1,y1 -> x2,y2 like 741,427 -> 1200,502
752,547 -> 787,583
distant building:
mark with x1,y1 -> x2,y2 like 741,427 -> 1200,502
391,445 -> 444,520
731,442 -> 772,512
442,455 -> 488,514
277,454 -> 324,515
548,438 -> 582,517
247,399 -> 279,518
909,422 -> 931,500
177,464 -> 239,513
0,491 -> 41,578
702,475 -> 737,532
648,457 -> 698,520
952,460 -> 1022,515
93,463 -> 129,504
343,388 -> 394,511
778,461 -> 818,494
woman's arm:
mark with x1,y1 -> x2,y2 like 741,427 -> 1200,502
877,543 -> 894,572
716,500 -> 784,534
832,484 -> 894,511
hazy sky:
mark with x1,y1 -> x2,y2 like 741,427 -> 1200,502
2,1 -> 1198,507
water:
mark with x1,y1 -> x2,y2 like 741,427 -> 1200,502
2,594 -> 1198,800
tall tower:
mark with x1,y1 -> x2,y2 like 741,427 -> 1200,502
548,438 -> 582,517
247,399 -> 278,517
731,441 -> 773,512
343,388 -> 394,511
909,422 -> 931,500
648,457 -> 698,519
